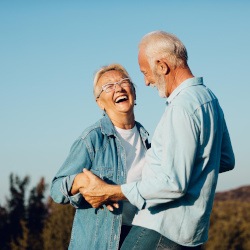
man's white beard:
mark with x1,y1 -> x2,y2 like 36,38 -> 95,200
155,73 -> 167,98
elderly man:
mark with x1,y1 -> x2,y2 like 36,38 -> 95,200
81,31 -> 235,249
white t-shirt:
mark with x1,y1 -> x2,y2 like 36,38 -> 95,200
115,125 -> 146,225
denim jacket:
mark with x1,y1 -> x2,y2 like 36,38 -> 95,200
50,114 -> 150,250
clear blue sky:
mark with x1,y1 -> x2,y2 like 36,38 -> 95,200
1,0 -> 249,204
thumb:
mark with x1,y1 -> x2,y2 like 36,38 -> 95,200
83,168 -> 96,178
83,168 -> 90,173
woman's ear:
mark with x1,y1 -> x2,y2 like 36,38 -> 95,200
132,85 -> 136,101
96,98 -> 105,110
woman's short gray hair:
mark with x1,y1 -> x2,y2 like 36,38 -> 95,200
139,31 -> 188,69
93,63 -> 135,98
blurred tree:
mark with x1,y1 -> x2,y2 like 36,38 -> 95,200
1,173 -> 249,250
43,197 -> 75,250
26,177 -> 48,250
10,220 -> 28,250
0,205 -> 8,250
6,174 -> 30,248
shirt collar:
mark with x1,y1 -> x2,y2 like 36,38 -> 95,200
166,77 -> 203,105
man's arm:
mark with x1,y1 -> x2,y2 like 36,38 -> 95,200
219,121 -> 235,173
121,106 -> 199,209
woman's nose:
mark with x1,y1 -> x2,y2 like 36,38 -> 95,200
114,83 -> 123,92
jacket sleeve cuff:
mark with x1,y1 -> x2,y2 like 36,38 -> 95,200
121,182 -> 145,210
60,175 -> 83,208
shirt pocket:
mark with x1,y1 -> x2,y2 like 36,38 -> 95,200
91,167 -> 114,184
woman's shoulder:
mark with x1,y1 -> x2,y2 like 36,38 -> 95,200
79,115 -> 115,140
79,119 -> 103,140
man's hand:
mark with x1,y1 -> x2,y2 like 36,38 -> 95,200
79,169 -> 111,208
80,169 -> 126,211
70,172 -> 90,195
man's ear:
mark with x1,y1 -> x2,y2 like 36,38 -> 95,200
96,98 -> 105,110
156,59 -> 169,75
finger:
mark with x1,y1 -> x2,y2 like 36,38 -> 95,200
106,205 -> 114,211
83,169 -> 100,180
113,203 -> 119,209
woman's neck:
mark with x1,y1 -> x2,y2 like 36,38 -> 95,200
108,112 -> 135,129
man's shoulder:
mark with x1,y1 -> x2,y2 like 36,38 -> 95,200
172,84 -> 217,114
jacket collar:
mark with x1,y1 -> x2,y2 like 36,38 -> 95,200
100,113 -> 116,136
100,113 -> 149,140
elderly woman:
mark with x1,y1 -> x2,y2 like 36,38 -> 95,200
50,64 -> 150,250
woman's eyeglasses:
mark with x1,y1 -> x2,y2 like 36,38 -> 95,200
96,78 -> 131,98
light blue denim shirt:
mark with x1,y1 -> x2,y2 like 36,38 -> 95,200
50,115 -> 150,250
121,77 -> 235,246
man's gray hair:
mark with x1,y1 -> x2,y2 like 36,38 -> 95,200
139,31 -> 188,69
93,63 -> 134,98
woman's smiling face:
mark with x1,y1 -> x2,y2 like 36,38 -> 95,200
96,70 -> 136,118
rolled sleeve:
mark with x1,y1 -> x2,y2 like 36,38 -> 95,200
60,175 -> 84,208
121,182 -> 145,209
50,137 -> 92,207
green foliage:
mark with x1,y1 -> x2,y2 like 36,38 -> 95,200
27,177 -> 48,250
6,174 -> 30,249
10,220 -> 29,250
0,205 -> 8,249
0,173 -> 75,250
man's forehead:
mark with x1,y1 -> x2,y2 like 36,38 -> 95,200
138,52 -> 149,69
138,48 -> 144,61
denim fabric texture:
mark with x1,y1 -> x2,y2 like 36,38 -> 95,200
121,77 -> 235,246
50,115 -> 149,250
121,226 -> 202,250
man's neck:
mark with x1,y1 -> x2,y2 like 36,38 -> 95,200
167,66 -> 194,96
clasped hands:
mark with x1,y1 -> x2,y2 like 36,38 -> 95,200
73,169 -> 120,211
